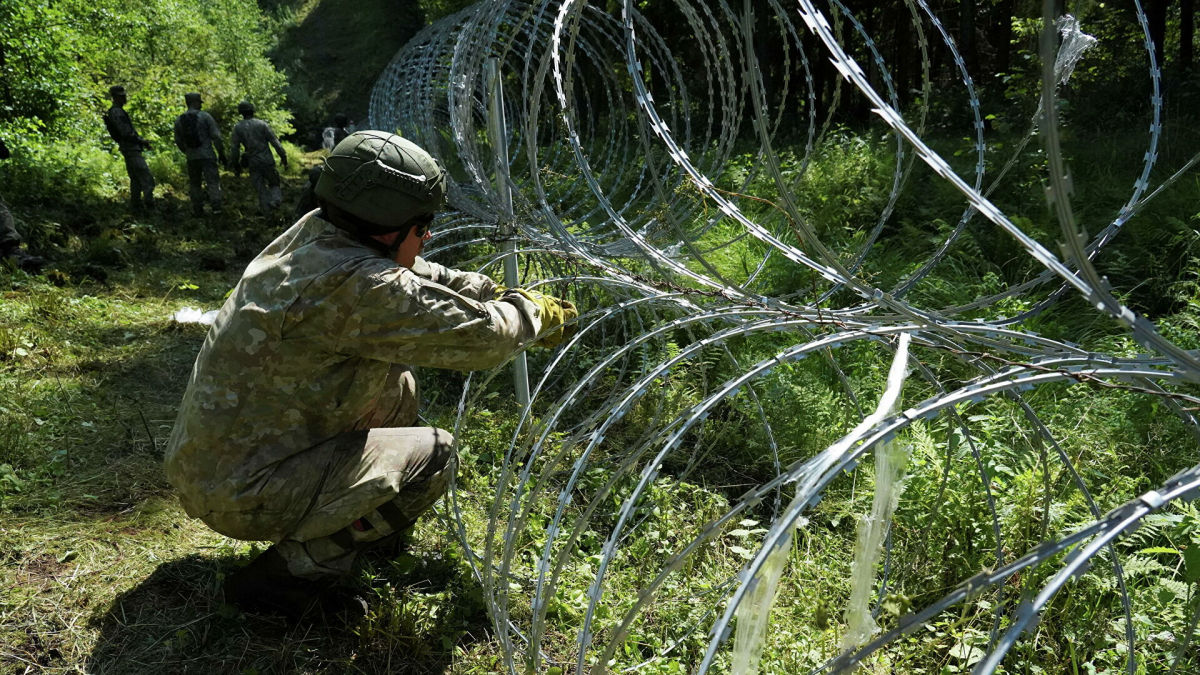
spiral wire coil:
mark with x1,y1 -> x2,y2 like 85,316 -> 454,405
369,1 -> 1200,672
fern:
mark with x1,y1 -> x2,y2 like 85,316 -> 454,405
1117,555 -> 1169,580
1121,513 -> 1184,551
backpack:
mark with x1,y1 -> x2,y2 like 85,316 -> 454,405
179,111 -> 203,149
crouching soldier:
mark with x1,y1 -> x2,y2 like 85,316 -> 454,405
164,131 -> 576,618
230,101 -> 288,213
0,139 -> 45,272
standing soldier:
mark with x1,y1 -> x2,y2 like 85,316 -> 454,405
322,113 -> 353,151
230,101 -> 288,214
102,85 -> 156,214
292,164 -> 323,220
331,113 -> 352,146
173,93 -> 227,216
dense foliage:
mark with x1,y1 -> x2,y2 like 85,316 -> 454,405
0,0 -> 290,201
2,0 -> 1200,673
1,0 -> 289,140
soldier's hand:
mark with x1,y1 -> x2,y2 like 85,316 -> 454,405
510,289 -> 578,348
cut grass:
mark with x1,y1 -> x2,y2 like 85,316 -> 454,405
3,128 -> 1200,673
1,160 -> 519,674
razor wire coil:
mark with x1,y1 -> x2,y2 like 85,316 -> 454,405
369,1 -> 1200,672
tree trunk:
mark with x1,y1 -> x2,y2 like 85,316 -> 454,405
993,0 -> 1015,75
1146,0 -> 1169,69
1183,0 -> 1196,71
960,0 -> 978,74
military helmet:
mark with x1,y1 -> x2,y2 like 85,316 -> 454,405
109,85 -> 126,99
237,100 -> 255,116
314,131 -> 446,232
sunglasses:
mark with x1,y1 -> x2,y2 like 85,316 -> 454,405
411,213 -> 435,238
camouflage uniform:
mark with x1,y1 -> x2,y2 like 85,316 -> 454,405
165,211 -> 543,578
103,105 -> 156,211
322,122 -> 352,151
230,117 -> 286,213
0,195 -> 17,253
174,109 -> 224,214
0,138 -> 45,272
0,139 -> 16,250
292,165 -> 323,220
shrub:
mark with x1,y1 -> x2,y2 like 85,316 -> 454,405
0,0 -> 291,183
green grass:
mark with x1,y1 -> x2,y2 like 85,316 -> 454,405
0,157 -> 540,673
3,125 -> 1200,674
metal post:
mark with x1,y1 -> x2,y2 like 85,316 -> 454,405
485,57 -> 531,406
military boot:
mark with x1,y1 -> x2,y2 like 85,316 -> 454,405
224,546 -> 367,622
1,245 -> 45,274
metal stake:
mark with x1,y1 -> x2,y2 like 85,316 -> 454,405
485,57 -> 531,406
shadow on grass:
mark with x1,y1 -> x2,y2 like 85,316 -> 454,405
84,550 -> 489,674
0,322 -> 208,516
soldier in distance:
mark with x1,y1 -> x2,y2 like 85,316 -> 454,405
173,93 -> 227,217
292,163 -> 324,220
322,112 -> 353,151
164,131 -> 577,619
229,101 -> 288,214
102,85 -> 156,214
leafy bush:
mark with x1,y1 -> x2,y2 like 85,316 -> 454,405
0,0 -> 291,169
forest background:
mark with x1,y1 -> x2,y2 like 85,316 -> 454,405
2,0 -> 1200,673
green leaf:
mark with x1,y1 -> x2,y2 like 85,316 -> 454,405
949,642 -> 984,664
1183,546 -> 1200,584
1138,546 -> 1181,555
1158,586 -> 1177,605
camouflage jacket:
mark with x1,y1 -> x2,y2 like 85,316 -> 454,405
103,106 -> 147,154
230,118 -> 284,169
164,212 -> 542,522
173,109 -> 223,161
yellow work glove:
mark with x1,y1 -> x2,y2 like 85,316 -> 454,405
510,288 -> 578,347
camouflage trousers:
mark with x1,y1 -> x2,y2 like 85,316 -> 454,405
186,158 -> 222,214
121,151 -> 155,211
203,367 -> 458,580
0,192 -> 18,251
248,164 -> 282,213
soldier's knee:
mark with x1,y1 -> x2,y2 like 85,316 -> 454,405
428,428 -> 457,476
